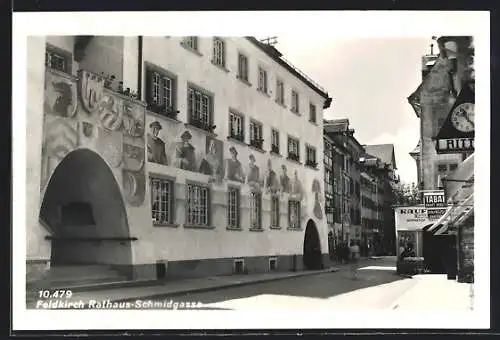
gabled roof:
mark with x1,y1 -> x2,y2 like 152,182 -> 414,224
409,141 -> 421,156
364,144 -> 397,170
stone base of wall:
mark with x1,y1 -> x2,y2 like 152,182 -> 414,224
128,252 -> 330,281
26,258 -> 51,287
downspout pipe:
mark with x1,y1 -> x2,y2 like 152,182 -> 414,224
137,36 -> 143,100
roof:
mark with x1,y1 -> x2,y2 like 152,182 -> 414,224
363,144 -> 397,170
409,141 -> 421,155
323,119 -> 350,134
246,37 -> 332,107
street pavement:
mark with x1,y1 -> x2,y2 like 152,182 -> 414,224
28,257 -> 474,311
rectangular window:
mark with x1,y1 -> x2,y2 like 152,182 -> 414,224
449,163 -> 458,171
309,103 -> 317,123
276,78 -> 285,105
186,184 -> 210,227
45,45 -> 71,73
291,90 -> 299,113
269,258 -> 278,271
258,67 -> 268,93
271,129 -> 280,154
249,120 -> 263,149
227,188 -> 240,229
212,37 -> 225,67
229,111 -> 244,141
150,177 -> 174,225
147,68 -> 176,116
325,196 -> 334,224
250,192 -> 262,229
270,196 -> 280,228
306,145 -> 317,167
182,36 -> 198,51
233,259 -> 245,274
238,53 -> 249,81
287,137 -> 300,161
187,86 -> 213,130
438,164 -> 448,172
288,200 -> 301,229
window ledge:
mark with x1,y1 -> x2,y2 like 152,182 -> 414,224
286,157 -> 302,165
147,109 -> 182,124
291,110 -> 301,116
287,227 -> 303,231
305,164 -> 319,171
185,123 -> 218,138
46,66 -> 77,81
227,136 -> 247,146
275,100 -> 287,109
248,145 -> 266,153
180,43 -> 203,56
211,61 -> 230,73
183,224 -> 215,230
236,76 -> 252,87
269,226 -> 282,230
153,222 -> 179,228
227,226 -> 243,231
249,227 -> 264,232
257,89 -> 271,98
269,150 -> 282,157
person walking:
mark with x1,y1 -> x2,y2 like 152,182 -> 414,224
349,241 -> 360,280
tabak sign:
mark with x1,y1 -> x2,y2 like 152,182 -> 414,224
423,191 -> 446,208
395,206 -> 446,231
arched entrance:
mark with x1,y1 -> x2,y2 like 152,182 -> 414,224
303,219 -> 323,270
39,149 -> 132,273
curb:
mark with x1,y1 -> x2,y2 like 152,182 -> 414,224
112,267 -> 340,303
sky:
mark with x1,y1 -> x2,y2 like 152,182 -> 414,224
270,36 -> 433,185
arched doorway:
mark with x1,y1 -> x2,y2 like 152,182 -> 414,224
39,149 -> 132,272
303,219 -> 323,270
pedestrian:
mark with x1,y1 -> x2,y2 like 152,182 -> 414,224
349,241 -> 360,280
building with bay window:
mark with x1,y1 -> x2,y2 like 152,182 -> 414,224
26,35 -> 332,288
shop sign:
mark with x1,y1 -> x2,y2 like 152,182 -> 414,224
436,138 -> 474,154
423,191 -> 446,208
427,208 -> 447,221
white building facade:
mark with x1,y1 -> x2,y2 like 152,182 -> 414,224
26,36 -> 332,284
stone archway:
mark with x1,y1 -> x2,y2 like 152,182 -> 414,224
39,148 -> 132,271
303,219 -> 323,270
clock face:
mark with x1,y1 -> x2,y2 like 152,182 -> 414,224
451,102 -> 474,133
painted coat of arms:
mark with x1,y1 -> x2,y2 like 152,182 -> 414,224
78,69 -> 105,114
123,143 -> 145,171
97,127 -> 123,168
98,95 -> 124,131
122,169 -> 146,206
44,70 -> 78,118
122,101 -> 145,138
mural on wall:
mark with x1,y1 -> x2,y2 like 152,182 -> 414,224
122,101 -> 145,138
44,71 -> 78,118
41,116 -> 80,188
147,120 -> 168,165
289,169 -> 304,200
81,121 -> 94,138
224,146 -> 245,183
312,178 -> 323,220
263,158 -> 280,194
246,154 -> 262,192
78,70 -> 105,114
279,164 -> 291,193
175,130 -> 197,171
123,143 -> 145,172
97,127 -> 123,168
98,95 -> 124,131
199,136 -> 224,185
122,169 -> 146,206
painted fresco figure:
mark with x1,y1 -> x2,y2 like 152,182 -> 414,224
52,81 -> 74,117
264,159 -> 280,194
225,146 -> 245,183
175,130 -> 197,171
247,154 -> 261,191
199,138 -> 223,184
312,178 -> 323,219
279,164 -> 291,193
147,121 -> 168,165
290,170 -> 304,199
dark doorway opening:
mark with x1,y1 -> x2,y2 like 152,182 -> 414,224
423,231 -> 456,274
303,219 -> 323,270
39,149 -> 132,268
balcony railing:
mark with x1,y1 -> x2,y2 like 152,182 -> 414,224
249,138 -> 264,150
147,102 -> 179,120
270,144 -> 280,154
229,132 -> 244,142
287,153 -> 300,162
305,160 -> 318,168
189,117 -> 216,133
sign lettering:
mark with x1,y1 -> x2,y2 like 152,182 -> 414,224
437,138 -> 474,154
423,191 -> 446,208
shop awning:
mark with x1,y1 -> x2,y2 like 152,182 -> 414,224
425,205 -> 454,232
443,154 -> 474,204
427,193 -> 474,235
